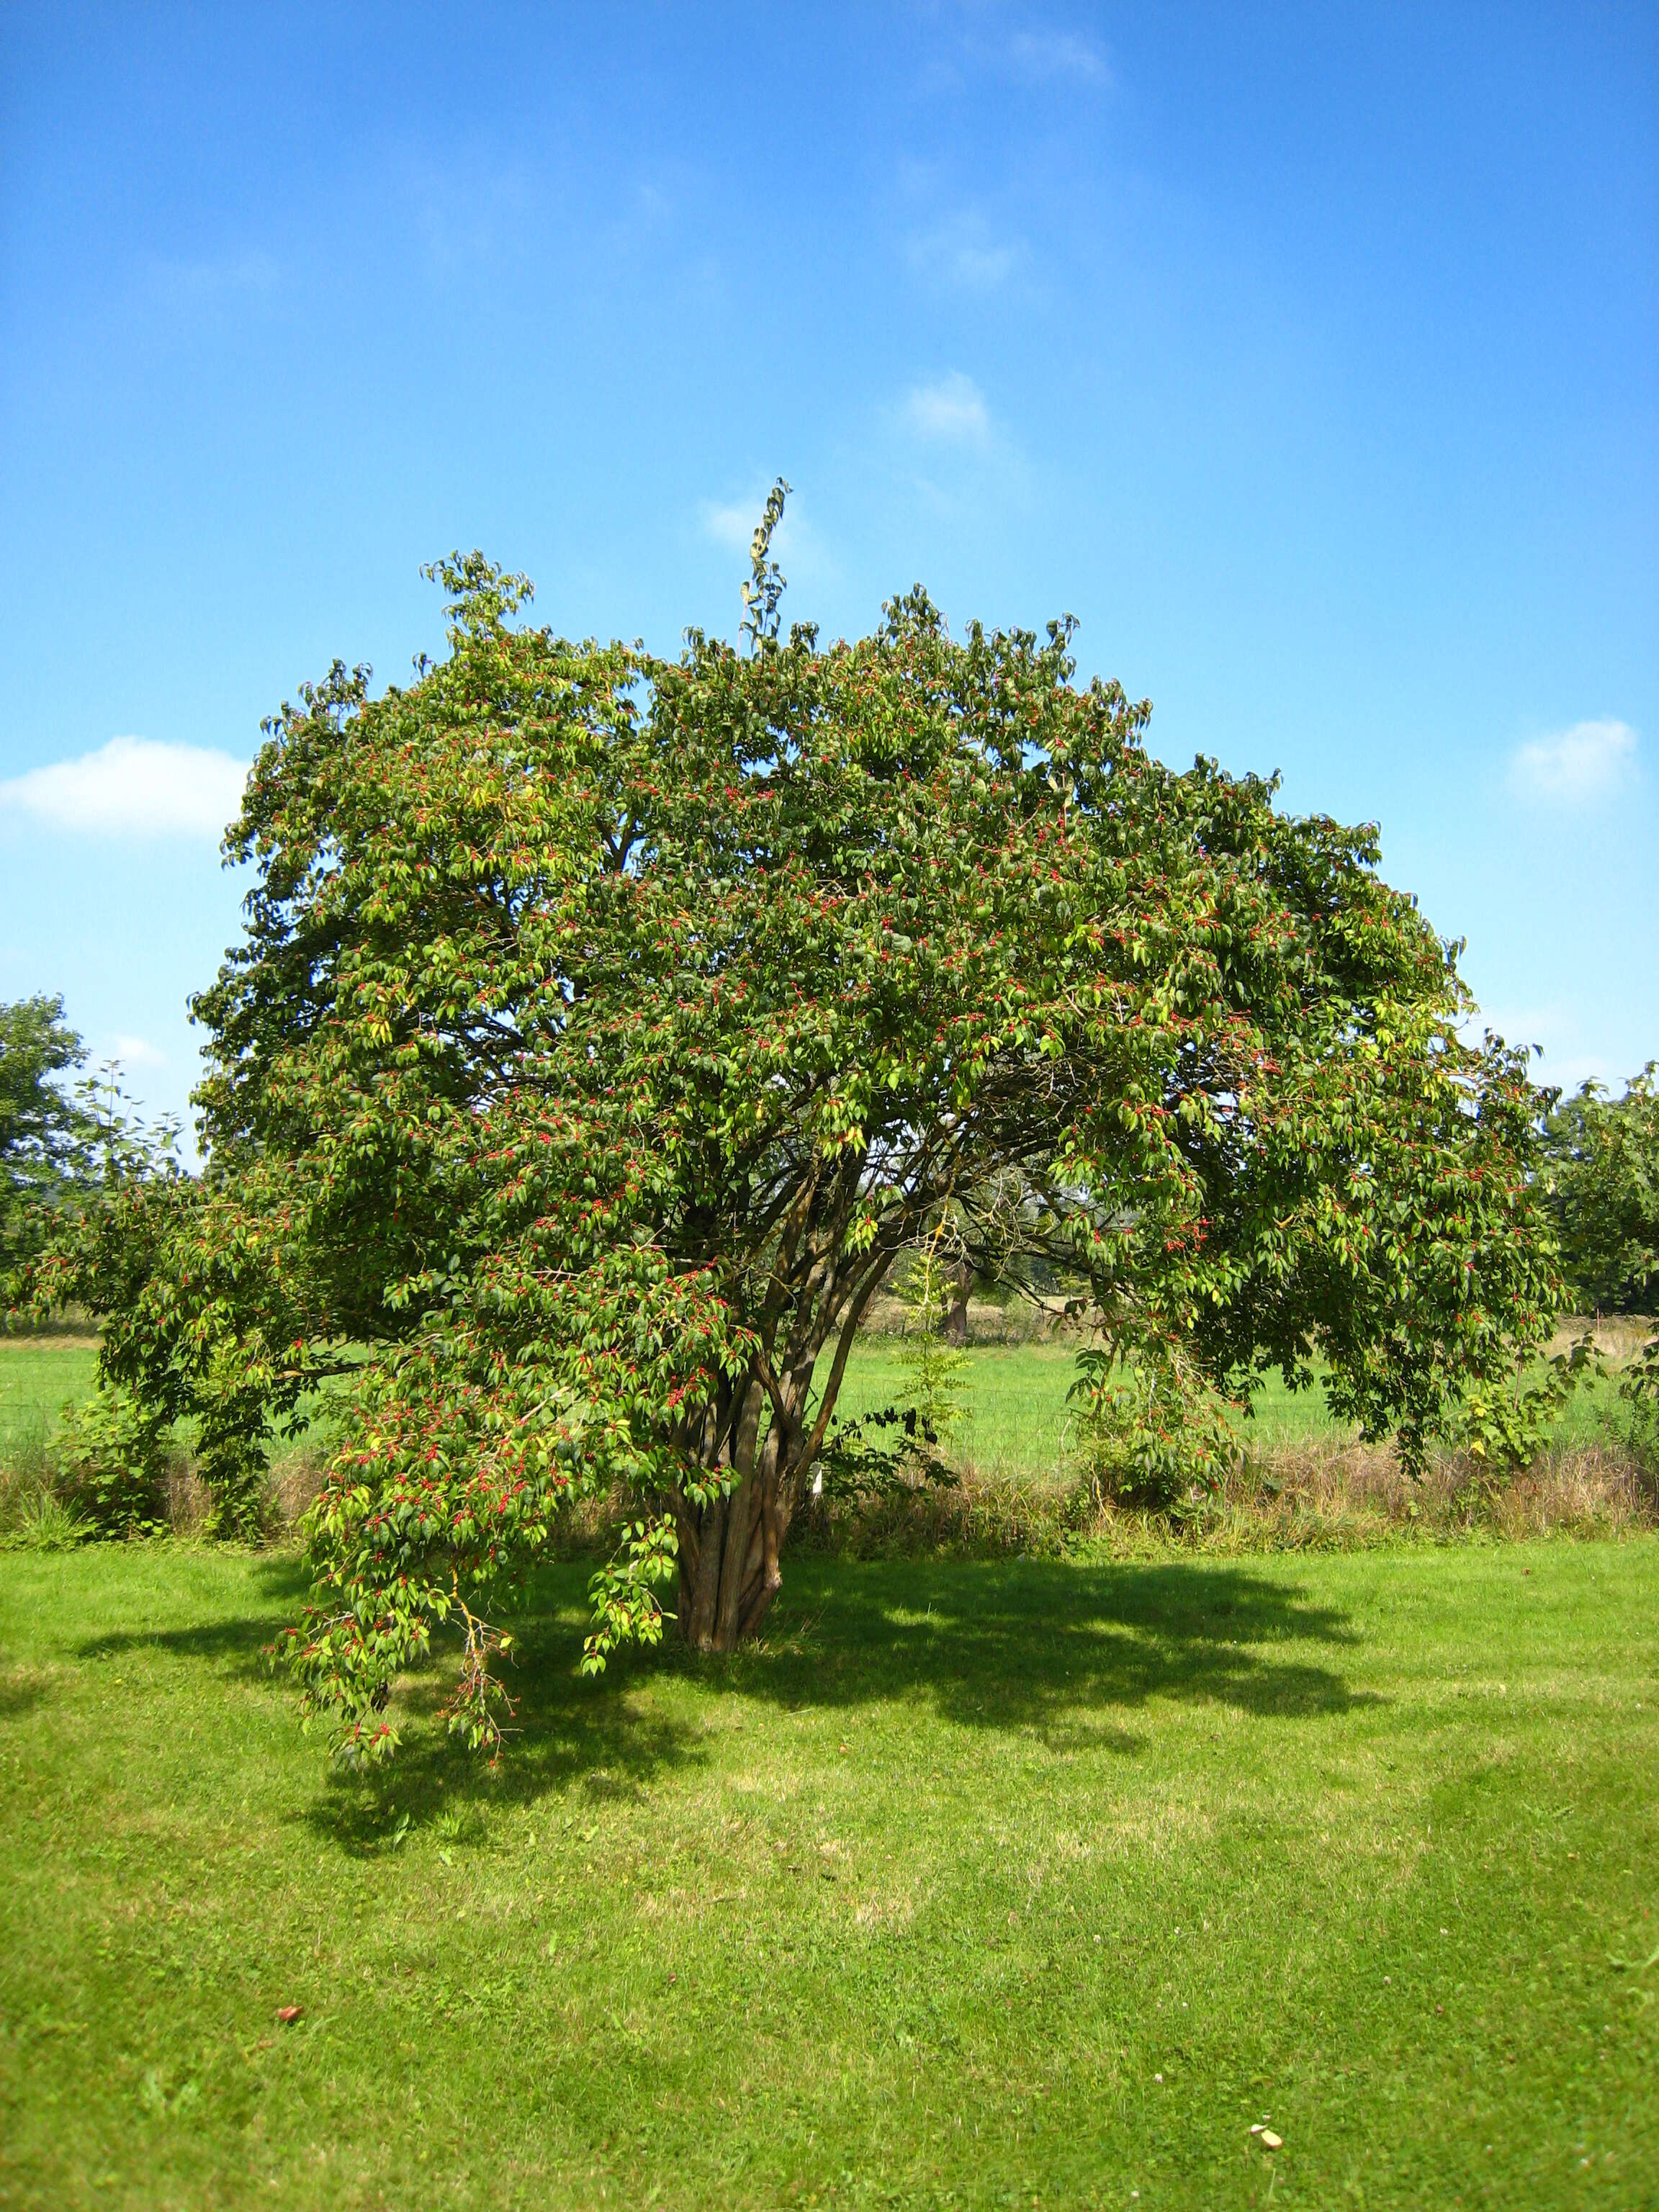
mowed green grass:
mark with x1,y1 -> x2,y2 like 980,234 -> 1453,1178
1,1540 -> 1655,2209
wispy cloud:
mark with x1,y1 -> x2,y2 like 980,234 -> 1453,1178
0,737 -> 248,837
904,210 -> 1025,293
1507,719 -> 1638,806
1007,26 -> 1110,83
1460,1003 -> 1609,1094
700,500 -> 759,554
902,372 -> 992,444
410,160 -> 539,278
920,9 -> 1110,93
153,249 -> 279,296
111,1034 -> 166,1070
697,490 -> 835,601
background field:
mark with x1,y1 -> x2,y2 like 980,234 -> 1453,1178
0,1337 -> 99,1465
5,1328 -> 1654,1565
832,1335 -> 1643,1474
1,1539 -> 1654,2210
2,1328 -> 1647,1493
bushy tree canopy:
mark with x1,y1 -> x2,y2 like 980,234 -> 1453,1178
0,994 -> 94,1270
42,504 -> 1560,1757
1543,1068 -> 1659,1316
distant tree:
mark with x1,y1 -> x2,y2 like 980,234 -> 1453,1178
42,495 -> 1562,1758
1543,1067 -> 1659,1315
905,1175 -> 1034,1346
0,995 -> 96,1275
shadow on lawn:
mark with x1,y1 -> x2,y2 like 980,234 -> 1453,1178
315,1556 -> 1375,1850
0,1671 -> 49,1722
72,1555 -> 692,1853
734,1557 -> 1375,1741
72,1552 -> 1375,1851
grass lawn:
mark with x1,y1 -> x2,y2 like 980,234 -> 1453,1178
1,1539 -> 1655,2208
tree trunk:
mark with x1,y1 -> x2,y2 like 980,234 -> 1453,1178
675,1258 -> 884,1653
679,1470 -> 783,1653
678,1380 -> 788,1654
944,1259 -> 972,1348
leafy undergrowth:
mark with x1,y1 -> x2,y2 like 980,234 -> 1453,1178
1,1542 -> 1655,2209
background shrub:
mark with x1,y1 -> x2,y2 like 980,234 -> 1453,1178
50,1385 -> 171,1538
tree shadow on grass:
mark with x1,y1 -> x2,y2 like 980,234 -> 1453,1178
716,1557 -> 1379,1747
69,1550 -> 1377,1849
0,1672 -> 48,1722
73,1555 -> 703,1855
321,1555 -> 1375,1846
307,1649 -> 706,1858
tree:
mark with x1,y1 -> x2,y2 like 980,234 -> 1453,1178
0,995 -> 95,1274
1543,1067 -> 1659,1314
2,1004 -> 183,1293
47,498 -> 1560,1758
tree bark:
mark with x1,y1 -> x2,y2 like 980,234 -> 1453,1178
944,1259 -> 972,1347
676,1249 -> 891,1652
682,1468 -> 778,1653
680,1376 -> 773,1653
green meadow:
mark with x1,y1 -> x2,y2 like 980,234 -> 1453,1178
2,1334 -> 1656,2207
0,1336 -> 99,1460
4,1330 -> 1633,1494
1,1539 -> 1655,2210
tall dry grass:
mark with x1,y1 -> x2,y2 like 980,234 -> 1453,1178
792,1429 -> 1658,1560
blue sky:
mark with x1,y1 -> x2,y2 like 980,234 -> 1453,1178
1,1 -> 1655,1141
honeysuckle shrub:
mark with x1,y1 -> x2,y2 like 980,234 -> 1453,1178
41,498 -> 1561,1759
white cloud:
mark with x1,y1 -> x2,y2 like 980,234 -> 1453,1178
700,500 -> 758,553
397,154 -> 539,279
111,1034 -> 166,1070
905,212 -> 1023,293
1460,1004 -> 1557,1059
698,490 -> 833,579
148,249 -> 281,304
0,736 -> 249,837
1007,27 -> 1109,83
1508,719 -> 1638,806
902,372 -> 992,444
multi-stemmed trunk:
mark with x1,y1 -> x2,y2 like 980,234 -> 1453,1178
675,1461 -> 785,1653
667,1138 -> 926,1648
943,1257 -> 973,1348
672,1269 -> 880,1651
673,1366 -> 813,1653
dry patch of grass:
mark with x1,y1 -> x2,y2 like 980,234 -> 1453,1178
1202,1433 -> 1657,1550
